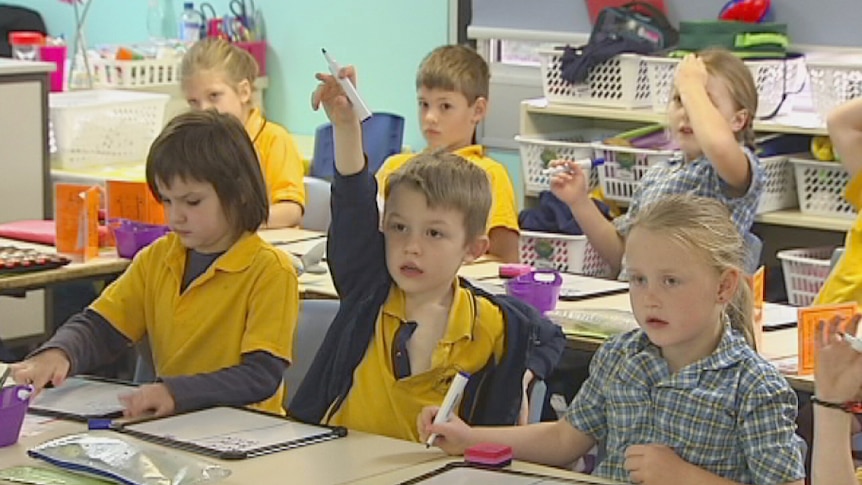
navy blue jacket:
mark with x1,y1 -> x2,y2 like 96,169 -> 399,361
288,167 -> 565,427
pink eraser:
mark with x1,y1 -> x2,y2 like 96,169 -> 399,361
465,443 -> 513,467
499,264 -> 533,279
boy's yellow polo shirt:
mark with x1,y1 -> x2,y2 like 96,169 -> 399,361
91,232 -> 298,415
376,145 -> 520,235
328,283 -> 505,442
816,172 -> 862,305
246,108 -> 306,208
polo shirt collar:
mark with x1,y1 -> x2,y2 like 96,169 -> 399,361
382,281 -> 475,343
165,231 -> 262,276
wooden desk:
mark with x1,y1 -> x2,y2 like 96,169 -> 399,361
0,229 -> 324,295
350,456 -> 623,484
552,292 -> 815,392
0,419 -> 443,485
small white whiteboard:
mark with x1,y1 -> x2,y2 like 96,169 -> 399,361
120,406 -> 346,459
29,376 -> 133,420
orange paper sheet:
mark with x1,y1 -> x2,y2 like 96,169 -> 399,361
751,266 -> 765,352
55,184 -> 100,261
797,302 -> 859,375
106,180 -> 165,225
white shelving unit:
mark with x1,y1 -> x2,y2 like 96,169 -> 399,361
518,98 -> 850,282
519,98 -> 850,233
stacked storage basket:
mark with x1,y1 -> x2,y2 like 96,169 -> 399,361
49,90 -> 170,170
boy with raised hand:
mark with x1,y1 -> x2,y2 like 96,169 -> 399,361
288,66 -> 564,441
376,45 -> 520,263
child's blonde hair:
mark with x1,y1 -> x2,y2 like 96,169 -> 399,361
416,45 -> 489,105
695,48 -> 758,149
384,150 -> 491,240
629,194 -> 755,347
181,38 -> 259,99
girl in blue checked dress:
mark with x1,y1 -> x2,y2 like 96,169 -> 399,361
549,48 -> 764,278
420,194 -> 804,485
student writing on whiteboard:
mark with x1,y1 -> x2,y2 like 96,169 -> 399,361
289,65 -> 565,442
10,111 -> 299,417
420,196 -> 804,485
182,39 -> 305,229
549,49 -> 764,278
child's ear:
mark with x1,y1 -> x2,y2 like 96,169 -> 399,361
730,109 -> 749,134
471,97 -> 488,124
463,234 -> 490,264
237,79 -> 253,105
717,267 -> 740,304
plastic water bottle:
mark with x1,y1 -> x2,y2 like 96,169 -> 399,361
146,0 -> 165,40
179,2 -> 202,43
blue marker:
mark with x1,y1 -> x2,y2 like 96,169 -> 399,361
88,418 -> 113,430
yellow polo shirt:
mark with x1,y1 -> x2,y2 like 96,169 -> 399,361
91,232 -> 299,415
245,108 -> 306,208
376,145 -> 520,234
328,283 -> 506,442
815,173 -> 862,305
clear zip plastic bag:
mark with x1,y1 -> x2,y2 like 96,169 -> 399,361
28,433 -> 231,485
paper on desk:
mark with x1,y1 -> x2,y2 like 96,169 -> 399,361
278,237 -> 328,259
546,308 -> 639,339
763,302 -> 798,329
19,414 -> 57,438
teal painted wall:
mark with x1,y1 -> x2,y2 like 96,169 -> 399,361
9,1 -> 527,208
6,0 -> 449,148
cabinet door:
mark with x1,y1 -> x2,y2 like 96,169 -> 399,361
0,80 -> 45,221
0,79 -> 48,341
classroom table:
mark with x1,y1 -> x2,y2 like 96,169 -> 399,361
0,228 -> 325,296
550,291 -> 815,393
349,457 -> 623,485
0,419 -> 444,485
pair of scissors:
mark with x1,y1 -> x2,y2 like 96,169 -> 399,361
229,0 -> 255,29
199,2 -> 218,25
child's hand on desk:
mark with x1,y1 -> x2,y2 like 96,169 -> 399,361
312,65 -> 359,127
10,348 -> 70,393
119,383 -> 176,418
548,160 -> 590,209
815,315 -> 862,403
417,405 -> 473,455
624,444 -> 694,485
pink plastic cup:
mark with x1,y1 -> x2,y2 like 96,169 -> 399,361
39,45 -> 66,92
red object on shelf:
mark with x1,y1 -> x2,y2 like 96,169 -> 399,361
584,0 -> 667,25
8,31 -> 44,46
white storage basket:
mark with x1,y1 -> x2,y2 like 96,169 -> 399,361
593,143 -> 676,204
806,57 -> 862,120
49,90 -> 169,169
89,57 -> 182,88
756,154 -> 799,214
789,158 -> 856,219
539,49 -> 651,109
516,131 -> 611,195
519,231 -> 611,277
777,246 -> 836,307
645,56 -> 785,118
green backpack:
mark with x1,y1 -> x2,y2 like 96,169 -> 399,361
671,20 -> 788,58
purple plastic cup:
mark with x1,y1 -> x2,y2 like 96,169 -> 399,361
505,270 -> 563,314
108,218 -> 170,259
0,385 -> 32,447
